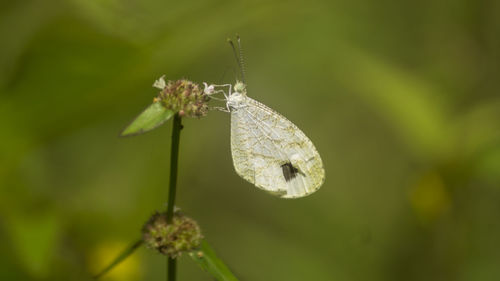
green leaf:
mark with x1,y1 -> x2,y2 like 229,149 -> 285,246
93,239 -> 143,279
189,240 -> 239,281
120,102 -> 174,137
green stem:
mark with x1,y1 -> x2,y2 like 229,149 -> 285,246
93,239 -> 143,279
166,113 -> 182,222
166,113 -> 182,281
168,257 -> 177,281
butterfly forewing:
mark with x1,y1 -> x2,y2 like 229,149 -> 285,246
230,96 -> 324,198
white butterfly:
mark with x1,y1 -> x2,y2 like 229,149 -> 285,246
204,81 -> 325,198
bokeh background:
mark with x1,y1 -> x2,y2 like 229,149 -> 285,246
1,0 -> 500,280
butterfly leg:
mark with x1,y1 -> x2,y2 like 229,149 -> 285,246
210,106 -> 231,113
210,83 -> 232,99
207,90 -> 229,101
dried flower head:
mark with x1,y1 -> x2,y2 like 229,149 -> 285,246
142,211 -> 203,258
153,76 -> 209,118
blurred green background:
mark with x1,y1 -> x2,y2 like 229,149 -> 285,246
1,0 -> 500,280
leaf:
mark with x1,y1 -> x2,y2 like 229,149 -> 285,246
93,239 -> 144,279
120,102 -> 174,137
189,240 -> 239,281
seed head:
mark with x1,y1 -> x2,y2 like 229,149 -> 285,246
142,211 -> 203,258
153,77 -> 209,118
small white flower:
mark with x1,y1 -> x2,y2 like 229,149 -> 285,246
153,75 -> 166,89
203,82 -> 215,95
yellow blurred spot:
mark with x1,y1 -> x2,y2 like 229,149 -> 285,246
410,172 -> 451,224
89,240 -> 142,281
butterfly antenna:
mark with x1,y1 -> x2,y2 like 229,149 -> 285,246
236,34 -> 246,84
227,36 -> 246,83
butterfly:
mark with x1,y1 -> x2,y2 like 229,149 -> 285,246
204,80 -> 325,198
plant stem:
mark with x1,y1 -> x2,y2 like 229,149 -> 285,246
166,113 -> 182,223
166,113 -> 182,281
168,257 -> 177,281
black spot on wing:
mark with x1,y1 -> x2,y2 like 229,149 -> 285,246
281,162 -> 304,182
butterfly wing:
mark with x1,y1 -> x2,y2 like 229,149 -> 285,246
230,96 -> 325,198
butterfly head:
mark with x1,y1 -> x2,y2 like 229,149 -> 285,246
233,81 -> 246,95
227,81 -> 247,110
